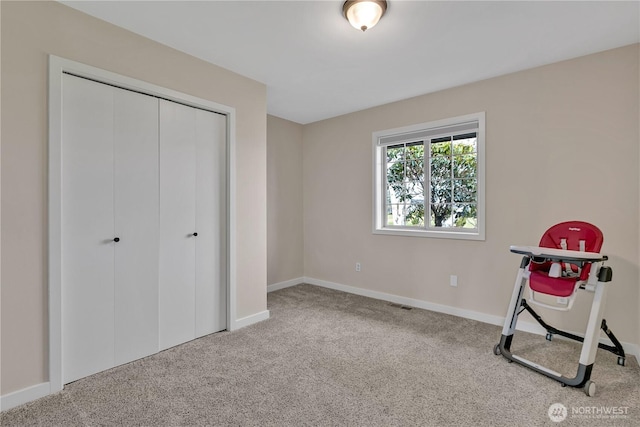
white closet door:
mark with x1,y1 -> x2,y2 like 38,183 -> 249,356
113,90 -> 159,365
60,72 -> 227,384
62,74 -> 115,383
159,100 -> 197,350
195,110 -> 227,337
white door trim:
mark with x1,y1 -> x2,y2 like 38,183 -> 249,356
48,55 -> 237,393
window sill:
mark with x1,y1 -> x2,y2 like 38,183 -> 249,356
373,227 -> 485,241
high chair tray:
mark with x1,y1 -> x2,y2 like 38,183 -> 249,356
509,245 -> 606,262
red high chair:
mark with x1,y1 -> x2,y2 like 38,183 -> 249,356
494,221 -> 625,397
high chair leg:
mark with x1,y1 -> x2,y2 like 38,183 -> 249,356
495,264 -> 622,395
600,319 -> 626,366
520,299 -> 625,364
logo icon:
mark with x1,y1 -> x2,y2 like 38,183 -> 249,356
548,403 -> 568,423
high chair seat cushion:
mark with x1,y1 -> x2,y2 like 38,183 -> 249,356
529,271 -> 577,297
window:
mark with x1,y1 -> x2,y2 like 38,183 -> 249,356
373,112 -> 485,240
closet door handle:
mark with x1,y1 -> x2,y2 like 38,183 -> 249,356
113,237 -> 120,242
192,232 -> 198,237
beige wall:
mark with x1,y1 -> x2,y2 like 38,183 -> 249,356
1,1 -> 267,395
267,115 -> 304,285
303,44 -> 639,345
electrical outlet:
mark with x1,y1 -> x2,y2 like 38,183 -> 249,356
450,275 -> 458,287
355,262 -> 361,272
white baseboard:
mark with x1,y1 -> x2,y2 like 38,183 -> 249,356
1,382 -> 51,412
267,277 -> 304,293
622,343 -> 640,362
232,309 -> 270,330
302,276 -> 640,362
305,276 -> 508,324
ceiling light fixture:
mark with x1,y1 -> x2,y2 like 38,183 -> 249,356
343,0 -> 388,32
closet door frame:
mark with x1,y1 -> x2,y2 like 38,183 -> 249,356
48,55 -> 237,393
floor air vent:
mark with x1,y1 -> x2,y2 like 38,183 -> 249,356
389,303 -> 413,310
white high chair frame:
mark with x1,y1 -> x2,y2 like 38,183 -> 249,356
494,245 -> 625,397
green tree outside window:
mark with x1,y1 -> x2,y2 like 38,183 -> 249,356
385,134 -> 477,228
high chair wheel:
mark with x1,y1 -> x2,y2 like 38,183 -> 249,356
493,344 -> 501,356
545,333 -> 553,341
617,357 -> 625,366
584,381 -> 596,397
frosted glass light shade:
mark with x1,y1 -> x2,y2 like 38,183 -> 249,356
343,0 -> 388,32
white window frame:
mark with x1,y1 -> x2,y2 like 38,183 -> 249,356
373,112 -> 485,240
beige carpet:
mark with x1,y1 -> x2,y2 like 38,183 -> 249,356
2,284 -> 639,426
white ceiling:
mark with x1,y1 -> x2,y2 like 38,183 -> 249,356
61,1 -> 639,124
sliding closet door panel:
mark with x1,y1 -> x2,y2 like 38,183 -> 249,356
61,74 -> 115,383
195,110 -> 227,337
113,90 -> 160,365
159,100 -> 197,350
